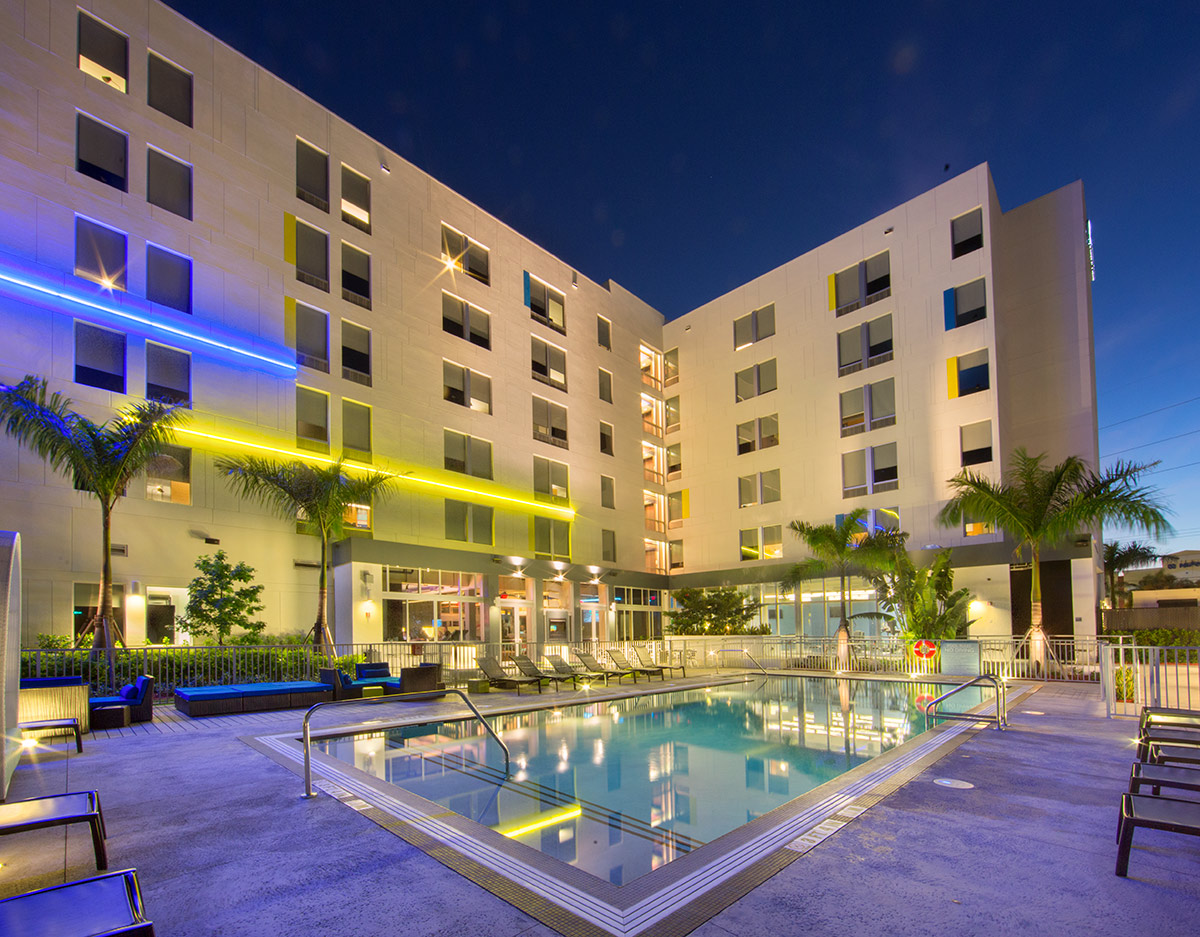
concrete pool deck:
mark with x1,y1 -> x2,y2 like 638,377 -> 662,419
2,678 -> 1198,936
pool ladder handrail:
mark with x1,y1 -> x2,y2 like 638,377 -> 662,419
719,647 -> 768,674
301,688 -> 511,798
922,674 -> 1008,731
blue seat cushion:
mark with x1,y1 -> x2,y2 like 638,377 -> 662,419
231,683 -> 296,697
356,662 -> 391,679
20,676 -> 86,688
118,685 -> 138,700
174,686 -> 243,701
349,678 -> 402,690
89,695 -> 128,708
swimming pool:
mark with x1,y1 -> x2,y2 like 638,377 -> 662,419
313,675 -> 981,882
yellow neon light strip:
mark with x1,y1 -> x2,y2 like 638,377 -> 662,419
176,427 -> 575,519
494,804 -> 582,838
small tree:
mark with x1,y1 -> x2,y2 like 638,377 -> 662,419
1103,541 -> 1158,608
177,551 -> 266,646
667,586 -> 766,635
871,549 -> 973,640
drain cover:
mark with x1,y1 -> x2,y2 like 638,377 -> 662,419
933,778 -> 975,789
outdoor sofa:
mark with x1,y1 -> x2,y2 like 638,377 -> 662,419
173,680 -> 331,717
89,675 -> 155,724
319,663 -> 443,700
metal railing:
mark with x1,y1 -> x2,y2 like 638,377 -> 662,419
1101,642 -> 1200,718
922,674 -> 1007,730
300,689 -> 510,797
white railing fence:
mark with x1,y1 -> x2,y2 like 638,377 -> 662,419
1101,643 -> 1200,718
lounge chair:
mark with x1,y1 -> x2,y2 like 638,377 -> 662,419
1140,706 -> 1200,733
89,675 -> 155,724
634,646 -> 686,678
478,656 -> 542,694
547,653 -> 608,687
1136,726 -> 1200,761
1129,762 -> 1200,798
512,653 -> 574,691
1116,792 -> 1200,876
0,791 -> 107,870
574,649 -> 638,684
0,868 -> 153,936
608,648 -> 665,680
1144,742 -> 1200,768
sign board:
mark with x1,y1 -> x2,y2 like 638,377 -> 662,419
939,639 -> 981,676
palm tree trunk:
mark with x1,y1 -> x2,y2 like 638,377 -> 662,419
92,502 -> 118,688
836,566 -> 850,670
1029,545 -> 1046,674
315,531 -> 336,657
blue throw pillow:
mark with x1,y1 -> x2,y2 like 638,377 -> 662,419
118,685 -> 138,700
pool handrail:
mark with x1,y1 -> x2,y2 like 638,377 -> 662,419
720,648 -> 768,674
301,688 -> 511,798
922,674 -> 1008,730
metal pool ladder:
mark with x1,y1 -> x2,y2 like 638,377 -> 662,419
300,689 -> 511,798
923,674 -> 1008,730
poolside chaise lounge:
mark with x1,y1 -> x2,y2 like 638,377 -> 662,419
478,656 -> 542,694
1144,742 -> 1200,768
546,653 -> 609,686
173,680 -> 332,716
1129,762 -> 1200,798
0,791 -> 107,870
634,645 -> 686,678
512,653 -> 574,691
0,868 -> 153,936
1140,706 -> 1200,733
1135,725 -> 1200,762
1116,792 -> 1200,876
89,675 -> 155,724
574,649 -> 638,684
608,648 -> 665,680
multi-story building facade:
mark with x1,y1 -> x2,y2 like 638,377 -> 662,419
0,1 -> 1099,648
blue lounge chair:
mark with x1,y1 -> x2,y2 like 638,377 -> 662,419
89,675 -> 154,723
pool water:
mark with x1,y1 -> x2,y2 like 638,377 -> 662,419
315,675 -> 980,883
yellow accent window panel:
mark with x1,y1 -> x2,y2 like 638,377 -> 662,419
946,356 -> 959,399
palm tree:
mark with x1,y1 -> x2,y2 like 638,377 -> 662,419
784,508 -> 904,668
0,376 -> 182,670
1103,540 -> 1158,609
937,448 -> 1172,646
216,456 -> 394,653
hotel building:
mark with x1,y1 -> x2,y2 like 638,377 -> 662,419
0,0 -> 1100,648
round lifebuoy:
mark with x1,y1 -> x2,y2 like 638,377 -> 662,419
912,639 -> 937,659
914,693 -> 936,709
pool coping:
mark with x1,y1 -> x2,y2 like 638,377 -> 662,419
246,675 -> 1038,937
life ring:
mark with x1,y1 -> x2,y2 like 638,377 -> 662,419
914,693 -> 936,708
912,639 -> 938,659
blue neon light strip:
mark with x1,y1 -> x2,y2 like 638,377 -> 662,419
0,267 -> 297,373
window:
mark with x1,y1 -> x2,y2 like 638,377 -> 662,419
441,224 -> 490,285
944,278 -> 987,329
526,273 -> 565,333
664,348 -> 679,386
78,12 -> 127,92
75,323 -> 125,392
445,500 -> 493,545
872,443 -> 898,491
534,517 -> 571,560
146,444 -> 191,504
964,509 -> 995,538
840,387 -> 865,436
343,400 -> 371,457
600,421 -> 614,456
341,321 -> 371,386
666,443 -> 682,480
740,528 -> 759,562
951,349 -> 990,397
601,474 -> 615,508
738,470 -> 781,508
840,378 -> 895,436
533,396 -> 568,448
735,359 -> 777,402
147,52 -> 192,126
665,396 -> 681,433
668,490 -> 686,528
534,456 -> 569,502
76,114 -> 127,190
531,337 -> 567,390
733,304 -> 775,349
842,450 -> 867,498
443,362 -> 491,414
145,343 -> 190,406
294,220 -> 329,291
669,540 -> 684,570
296,139 -> 329,211
147,149 -> 192,219
961,420 -> 993,466
831,251 -> 890,316
640,345 -> 663,390
952,208 -> 984,258
837,315 -> 892,376
842,445 -> 898,497
444,430 -> 492,479
836,508 -> 901,537
292,303 -> 329,371
296,386 -> 329,443
442,292 -> 490,349
146,246 -> 191,313
341,243 -> 371,309
344,502 -> 372,531
598,368 -> 613,403
597,315 -> 612,350
736,415 -> 778,454
762,525 -> 783,560
602,529 -> 617,564
341,165 -> 371,233
75,218 -> 126,290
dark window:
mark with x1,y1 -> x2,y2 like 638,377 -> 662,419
296,386 -> 329,442
534,456 -> 569,502
600,421 -> 614,456
531,337 -> 567,390
961,420 -> 993,466
341,321 -> 371,385
666,443 -> 682,479
872,443 -> 898,488
597,316 -> 612,350
75,322 -> 125,392
532,396 -> 568,447
341,243 -> 371,308
534,517 -> 570,560
147,53 -> 193,126
603,529 -> 617,563
296,139 -> 329,211
444,430 -> 492,479
952,208 -> 984,258
833,251 -> 890,315
601,474 -> 615,508
735,359 -> 777,401
446,500 -> 493,545
295,221 -> 329,291
733,304 -> 775,348
441,225 -> 489,284
527,273 -> 566,333
341,165 -> 371,233
945,279 -> 987,329
76,114 -> 127,190
441,292 -> 490,349
145,343 -> 190,406
147,149 -> 192,219
957,350 -> 990,396
444,362 -> 491,414
78,12 -> 127,92
74,218 -> 126,290
146,246 -> 191,313
294,303 -> 329,371
342,400 -> 371,455
598,368 -> 613,403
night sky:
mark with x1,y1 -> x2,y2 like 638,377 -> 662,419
163,0 -> 1200,557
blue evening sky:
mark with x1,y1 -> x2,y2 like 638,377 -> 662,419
164,0 -> 1200,558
